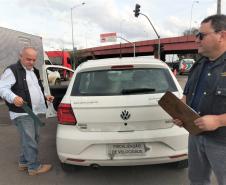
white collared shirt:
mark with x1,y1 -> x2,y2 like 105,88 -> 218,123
0,67 -> 46,120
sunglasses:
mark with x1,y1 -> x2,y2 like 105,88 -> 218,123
195,31 -> 220,40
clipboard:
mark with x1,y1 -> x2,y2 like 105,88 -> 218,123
158,91 -> 203,135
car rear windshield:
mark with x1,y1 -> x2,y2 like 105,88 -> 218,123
71,68 -> 177,96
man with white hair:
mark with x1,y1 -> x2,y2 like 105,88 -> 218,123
0,47 -> 54,176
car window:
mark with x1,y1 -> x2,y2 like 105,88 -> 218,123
71,68 -> 177,96
48,56 -> 62,65
45,60 -> 52,65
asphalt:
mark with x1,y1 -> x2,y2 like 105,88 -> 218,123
0,75 -> 218,185
0,99 -> 4,106
0,104 -> 62,185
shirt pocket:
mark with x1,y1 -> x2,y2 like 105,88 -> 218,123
213,87 -> 226,114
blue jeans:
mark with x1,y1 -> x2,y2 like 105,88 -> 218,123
188,134 -> 226,185
13,115 -> 40,171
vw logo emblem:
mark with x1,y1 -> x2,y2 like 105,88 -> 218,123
120,110 -> 130,120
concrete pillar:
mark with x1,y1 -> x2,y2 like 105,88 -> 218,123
160,52 -> 166,61
154,49 -> 158,59
153,44 -> 165,61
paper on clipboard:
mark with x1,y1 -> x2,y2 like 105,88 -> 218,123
158,91 -> 203,135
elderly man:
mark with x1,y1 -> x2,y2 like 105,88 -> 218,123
0,47 -> 54,176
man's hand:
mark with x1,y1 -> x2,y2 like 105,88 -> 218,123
13,96 -> 24,107
194,115 -> 222,131
46,95 -> 54,103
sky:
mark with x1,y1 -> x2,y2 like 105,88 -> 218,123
0,0 -> 225,51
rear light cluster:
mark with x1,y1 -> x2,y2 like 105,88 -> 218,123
57,103 -> 77,125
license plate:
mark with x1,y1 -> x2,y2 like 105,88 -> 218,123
108,143 -> 147,158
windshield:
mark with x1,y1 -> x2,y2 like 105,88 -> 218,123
71,68 -> 177,96
182,60 -> 194,65
48,56 -> 62,65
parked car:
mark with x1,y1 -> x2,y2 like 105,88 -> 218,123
43,52 -> 62,86
46,69 -> 61,85
178,58 -> 195,75
46,51 -> 72,80
43,57 -> 188,169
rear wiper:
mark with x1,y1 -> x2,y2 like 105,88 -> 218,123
121,88 -> 156,95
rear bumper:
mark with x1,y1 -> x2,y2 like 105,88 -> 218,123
56,125 -> 188,166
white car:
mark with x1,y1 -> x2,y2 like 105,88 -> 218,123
44,52 -> 62,85
47,69 -> 61,85
43,57 -> 188,169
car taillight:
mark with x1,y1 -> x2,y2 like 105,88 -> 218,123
57,103 -> 77,125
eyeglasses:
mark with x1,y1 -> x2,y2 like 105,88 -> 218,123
195,31 -> 219,40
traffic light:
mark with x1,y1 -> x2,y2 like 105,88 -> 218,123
134,4 -> 141,17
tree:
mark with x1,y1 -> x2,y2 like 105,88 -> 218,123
177,28 -> 200,61
183,27 -> 198,36
69,50 -> 88,69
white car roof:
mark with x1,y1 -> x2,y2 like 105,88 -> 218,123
78,57 -> 168,71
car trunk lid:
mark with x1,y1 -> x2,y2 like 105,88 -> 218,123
70,93 -> 178,132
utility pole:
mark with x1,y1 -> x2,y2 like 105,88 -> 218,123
217,0 -> 221,14
71,2 -> 85,70
133,4 -> 160,59
189,0 -> 199,35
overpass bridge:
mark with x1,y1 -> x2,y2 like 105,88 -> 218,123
79,35 -> 198,61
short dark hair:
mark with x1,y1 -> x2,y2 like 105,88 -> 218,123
201,14 -> 226,32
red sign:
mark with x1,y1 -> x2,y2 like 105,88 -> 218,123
100,32 -> 117,43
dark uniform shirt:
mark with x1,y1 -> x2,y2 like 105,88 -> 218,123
183,52 -> 226,143
188,59 -> 214,112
